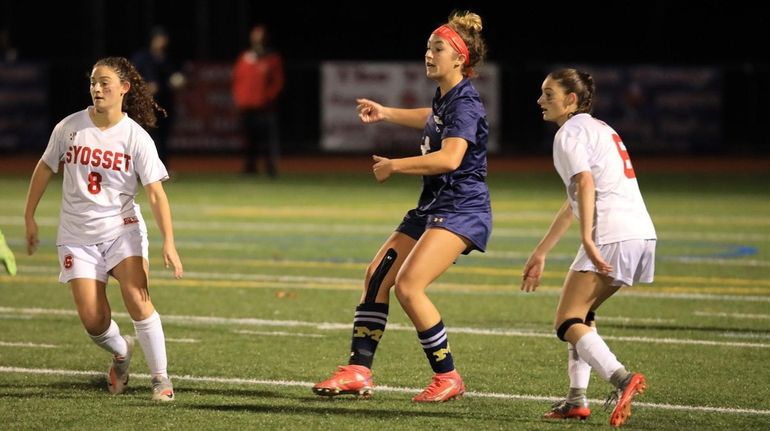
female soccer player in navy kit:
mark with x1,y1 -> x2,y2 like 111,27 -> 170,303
313,10 -> 491,402
24,57 -> 182,401
521,69 -> 655,427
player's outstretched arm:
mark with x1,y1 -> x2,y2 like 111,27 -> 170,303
356,98 -> 431,129
144,181 -> 183,279
521,200 -> 573,292
24,160 -> 54,255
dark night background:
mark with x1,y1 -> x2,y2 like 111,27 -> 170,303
2,0 -> 768,155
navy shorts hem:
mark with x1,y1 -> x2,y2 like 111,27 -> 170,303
395,209 -> 491,254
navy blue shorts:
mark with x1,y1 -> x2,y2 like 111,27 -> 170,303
396,209 -> 492,254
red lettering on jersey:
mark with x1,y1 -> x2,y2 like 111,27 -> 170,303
101,150 -> 113,169
123,216 -> 139,225
112,152 -> 123,171
79,146 -> 92,165
63,146 -> 131,172
612,134 -> 636,179
71,145 -> 82,162
90,148 -> 102,167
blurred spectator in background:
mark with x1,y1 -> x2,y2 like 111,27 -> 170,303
232,23 -> 284,177
132,26 -> 185,168
0,28 -> 18,62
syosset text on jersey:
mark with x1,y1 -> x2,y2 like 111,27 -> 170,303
65,145 -> 132,172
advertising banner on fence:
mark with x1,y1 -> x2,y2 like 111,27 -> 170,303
553,65 -> 722,152
0,62 -> 49,152
170,62 -> 241,152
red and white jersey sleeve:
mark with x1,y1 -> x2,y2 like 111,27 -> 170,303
41,108 -> 169,245
552,113 -> 656,244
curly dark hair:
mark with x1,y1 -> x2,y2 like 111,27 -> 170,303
92,56 -> 167,129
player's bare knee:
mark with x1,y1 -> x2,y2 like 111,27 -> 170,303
393,279 -> 418,305
82,315 -> 111,335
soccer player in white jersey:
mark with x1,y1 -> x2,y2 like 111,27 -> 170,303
23,56 -> 183,402
521,68 -> 656,427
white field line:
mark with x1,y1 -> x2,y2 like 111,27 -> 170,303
592,316 -> 676,324
718,332 -> 770,340
0,366 -> 768,416
0,315 -> 33,320
0,341 -> 57,348
10,265 -> 770,303
695,311 -> 770,320
233,329 -> 325,338
1,306 -> 767,349
166,338 -> 199,343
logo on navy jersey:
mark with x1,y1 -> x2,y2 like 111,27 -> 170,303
432,216 -> 445,223
421,136 -> 431,156
433,115 -> 443,132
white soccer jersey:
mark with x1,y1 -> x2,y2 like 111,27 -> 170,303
552,113 -> 656,244
41,108 -> 168,245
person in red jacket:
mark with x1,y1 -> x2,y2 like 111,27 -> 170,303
232,24 -> 284,177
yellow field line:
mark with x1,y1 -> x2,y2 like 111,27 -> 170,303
162,256 -> 770,286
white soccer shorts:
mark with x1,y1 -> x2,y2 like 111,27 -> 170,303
570,239 -> 656,287
57,229 -> 149,283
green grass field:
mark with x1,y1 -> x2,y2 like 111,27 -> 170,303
1,169 -> 769,430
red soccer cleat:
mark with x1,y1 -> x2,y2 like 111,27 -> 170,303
312,365 -> 374,398
543,398 -> 591,420
412,370 -> 465,402
608,373 -> 647,427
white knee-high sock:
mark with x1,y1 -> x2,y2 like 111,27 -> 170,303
133,311 -> 168,378
568,326 -> 596,389
89,320 -> 128,357
574,330 -> 623,383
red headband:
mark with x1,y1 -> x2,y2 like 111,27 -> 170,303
432,25 -> 470,66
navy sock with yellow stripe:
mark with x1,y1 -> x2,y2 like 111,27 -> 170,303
418,320 -> 455,373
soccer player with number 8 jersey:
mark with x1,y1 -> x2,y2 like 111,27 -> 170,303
23,56 -> 182,402
520,69 -> 656,427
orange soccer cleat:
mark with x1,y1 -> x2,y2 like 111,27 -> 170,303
607,373 -> 647,427
312,365 -> 374,398
544,398 -> 591,420
412,369 -> 465,403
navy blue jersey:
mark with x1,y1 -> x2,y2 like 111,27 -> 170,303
417,78 -> 490,214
